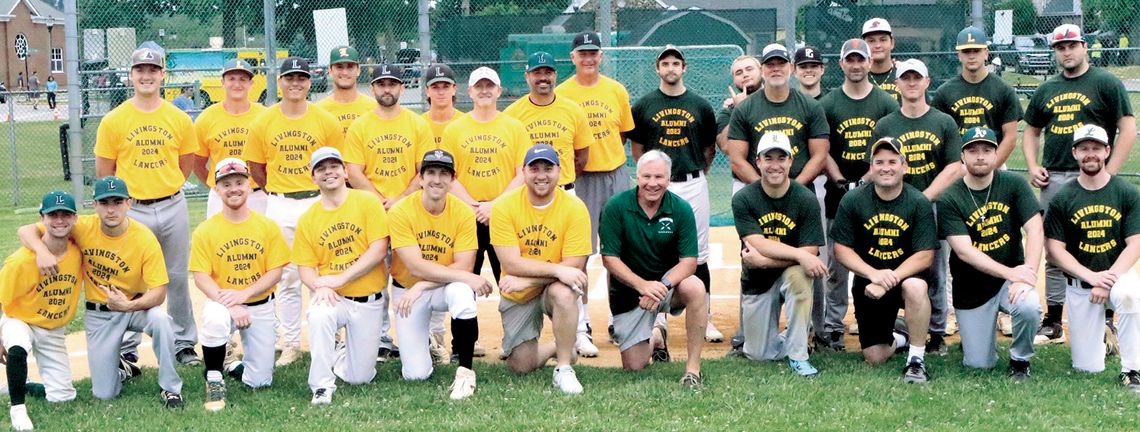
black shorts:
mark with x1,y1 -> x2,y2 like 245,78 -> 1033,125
851,276 -> 904,349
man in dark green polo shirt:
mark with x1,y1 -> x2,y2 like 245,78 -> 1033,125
599,150 -> 706,387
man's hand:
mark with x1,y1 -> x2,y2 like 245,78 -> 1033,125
1008,282 -> 1034,304
499,275 -> 530,294
102,285 -> 133,311
1008,265 -> 1038,287
475,202 -> 493,225
554,266 -> 588,295
216,289 -> 252,308
868,269 -> 899,289
1085,270 -> 1118,291
637,280 -> 669,303
865,283 -> 887,300
741,246 -> 774,269
34,249 -> 59,277
1090,286 -> 1110,304
394,286 -> 423,318
314,274 -> 346,291
311,287 -> 341,307
466,274 -> 495,297
638,295 -> 661,312
229,305 -> 252,329
798,254 -> 827,279
726,85 -> 749,108
1029,166 -> 1049,188
382,198 -> 396,211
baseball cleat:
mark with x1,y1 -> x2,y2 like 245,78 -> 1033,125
925,333 -> 948,357
1033,321 -> 1065,345
1120,370 -> 1140,393
204,378 -> 227,412
575,331 -> 599,358
1106,321 -> 1120,357
902,358 -> 928,384
1009,360 -> 1031,382
651,324 -> 670,363
376,346 -> 397,363
311,388 -> 333,405
118,354 -> 141,382
553,366 -> 583,395
9,405 -> 33,431
705,321 -> 724,343
473,340 -> 487,357
276,346 -> 301,366
680,372 -> 703,388
430,332 -> 450,365
449,366 -> 477,400
998,314 -> 1013,337
789,359 -> 819,377
176,348 -> 202,366
161,390 -> 185,409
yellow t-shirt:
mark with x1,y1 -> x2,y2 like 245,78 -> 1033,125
316,94 -> 379,136
293,190 -> 390,297
387,191 -> 478,288
504,95 -> 592,186
245,103 -> 344,193
0,244 -> 82,329
189,212 -> 291,302
490,187 -> 592,303
65,215 -> 168,303
422,110 -> 465,148
343,108 -> 434,198
555,75 -> 635,172
439,113 -> 529,202
194,103 -> 267,188
94,100 -> 198,200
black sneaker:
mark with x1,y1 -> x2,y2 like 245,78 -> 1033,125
813,331 -> 845,353
926,333 -> 948,356
651,325 -> 670,363
902,358 -> 928,384
1034,320 -> 1065,345
608,324 -> 617,345
176,348 -> 202,366
161,390 -> 184,409
730,333 -> 745,351
377,347 -> 395,363
1120,370 -> 1140,393
118,354 -> 141,382
1009,360 -> 1031,382
122,352 -> 139,364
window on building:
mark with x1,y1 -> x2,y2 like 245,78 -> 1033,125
50,48 -> 63,73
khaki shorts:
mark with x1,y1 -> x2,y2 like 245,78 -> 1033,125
612,289 -> 684,352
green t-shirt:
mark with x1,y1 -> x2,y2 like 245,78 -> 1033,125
930,73 -> 1024,142
731,181 -> 824,295
1044,176 -> 1140,276
937,171 -> 1041,309
716,106 -> 732,136
1024,67 -> 1133,171
727,88 -> 830,180
869,69 -> 901,103
831,183 -> 937,271
872,108 -> 962,192
821,86 -> 899,181
600,189 -> 698,315
630,89 -> 718,177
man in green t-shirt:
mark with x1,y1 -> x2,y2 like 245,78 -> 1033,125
862,17 -> 900,103
931,26 -> 1023,166
629,45 -> 722,344
599,150 -> 707,387
938,127 -> 1042,379
832,137 -> 936,383
1044,124 -> 1140,391
714,56 -> 762,156
731,132 -> 825,377
1023,24 -> 1136,344
794,46 -> 828,100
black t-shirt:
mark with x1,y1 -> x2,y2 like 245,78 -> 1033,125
727,89 -> 829,180
629,89 -> 718,176
732,181 -> 824,295
831,183 -> 937,271
1044,176 -> 1140,276
930,73 -> 1023,142
1024,67 -> 1133,171
872,108 -> 962,192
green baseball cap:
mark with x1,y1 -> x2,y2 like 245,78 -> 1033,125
40,190 -> 76,215
93,176 -> 131,200
961,127 -> 998,149
527,51 -> 556,72
329,45 -> 360,65
955,26 -> 989,50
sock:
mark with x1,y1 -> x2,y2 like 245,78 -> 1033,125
206,370 -> 223,383
892,332 -> 908,350
451,317 -> 479,369
576,296 -> 590,333
5,346 -> 28,405
1046,304 -> 1064,325
908,345 -> 925,362
202,344 -> 226,375
696,262 -> 711,294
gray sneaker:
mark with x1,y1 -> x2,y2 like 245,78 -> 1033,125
902,358 -> 928,384
176,348 -> 202,366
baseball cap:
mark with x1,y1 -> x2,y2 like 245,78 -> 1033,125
961,127 -> 998,149
222,59 -> 255,78
468,66 -> 501,87
1073,124 -> 1109,147
840,38 -> 871,60
896,59 -> 929,78
420,149 -> 456,173
214,158 -> 251,181
755,131 -> 792,157
956,26 -> 989,50
329,45 -> 360,65
870,137 -> 905,158
794,46 -> 823,65
760,43 -> 790,64
1051,24 -> 1084,47
657,44 -> 685,62
310,147 -> 344,171
527,51 -> 556,72
572,31 -> 602,51
278,57 -> 311,77
130,47 -> 164,69
40,190 -> 76,215
370,64 -> 404,84
94,176 -> 131,200
424,63 -> 456,86
523,144 -> 560,166
862,17 -> 892,37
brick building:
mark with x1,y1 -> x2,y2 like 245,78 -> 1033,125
0,0 -> 65,88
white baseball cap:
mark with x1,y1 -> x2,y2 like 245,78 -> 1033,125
1050,24 -> 1084,47
862,18 -> 892,37
1073,124 -> 1109,147
214,158 -> 250,181
468,66 -> 501,87
310,147 -> 343,171
755,131 -> 792,157
896,59 -> 929,78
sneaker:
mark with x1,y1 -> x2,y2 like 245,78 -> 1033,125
176,348 -> 202,366
651,324 -> 670,363
608,324 -> 617,345
122,352 -> 139,364
204,378 -> 227,412
575,331 -> 599,358
812,331 -> 845,353
679,372 -> 703,388
552,366 -> 583,395
161,390 -> 184,409
118,354 -> 141,382
311,388 -> 333,405
705,321 -> 725,343
926,333 -> 948,357
430,332 -> 450,365
449,366 -> 477,400
998,314 -> 1013,337
724,347 -> 746,359
902,358 -> 928,384
1009,360 -> 1031,382
1033,321 -> 1065,345
1106,320 -> 1120,357
945,314 -> 958,336
225,361 -> 245,381
276,346 -> 301,366
9,405 -> 33,431
847,322 -> 860,335
473,340 -> 486,357
1120,370 -> 1140,393
789,359 -> 819,377
377,346 -> 396,363
730,333 -> 745,351
224,338 -> 241,369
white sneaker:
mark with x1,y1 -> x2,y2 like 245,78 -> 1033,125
310,388 -> 333,405
449,366 -> 477,400
575,332 -> 599,358
998,314 -> 1013,336
430,332 -> 449,365
276,346 -> 301,367
553,365 -> 583,395
10,405 -> 33,431
705,321 -> 725,343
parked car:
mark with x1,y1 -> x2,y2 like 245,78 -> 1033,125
994,35 -> 1053,76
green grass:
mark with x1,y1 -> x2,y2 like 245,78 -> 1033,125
6,345 -> 1139,430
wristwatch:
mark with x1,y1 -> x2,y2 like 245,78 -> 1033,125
660,277 -> 674,290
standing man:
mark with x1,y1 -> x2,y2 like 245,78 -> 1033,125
294,147 -> 390,405
193,59 -> 268,217
246,56 -> 344,366
190,159 -> 290,411
1023,24 -> 1135,344
794,46 -> 828,100
28,71 -> 39,110
931,26 -> 1023,166
600,150 -> 707,385
815,38 -> 899,351
1044,124 -> 1140,390
732,132 -> 826,377
863,17 -> 901,102
422,63 -> 464,148
714,55 -> 763,153
831,138 -> 936,383
491,144 -> 591,394
317,45 -> 378,135
94,46 -> 200,366
1,191 -> 82,430
629,45 -> 722,343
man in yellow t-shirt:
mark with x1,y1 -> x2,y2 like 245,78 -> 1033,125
491,144 -> 591,394
388,149 -> 493,400
0,191 -> 82,430
421,64 -> 464,148
294,147 -> 390,406
190,159 -> 290,411
193,59 -> 268,217
18,177 -> 183,407
94,46 -> 200,366
244,56 -> 344,366
316,45 -> 378,135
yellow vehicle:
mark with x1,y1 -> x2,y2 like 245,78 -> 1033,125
163,48 -> 289,106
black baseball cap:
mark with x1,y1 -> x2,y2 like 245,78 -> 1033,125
794,46 -> 823,65
370,64 -> 404,84
423,63 -> 456,86
279,57 -> 310,77
420,149 -> 456,173
760,43 -> 791,64
572,31 -> 602,51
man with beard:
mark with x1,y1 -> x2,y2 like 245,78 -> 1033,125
317,45 -> 378,135
192,60 -> 268,217
863,17 -> 901,102
715,55 -> 762,154
794,46 -> 827,100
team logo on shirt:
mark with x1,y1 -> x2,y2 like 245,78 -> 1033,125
758,212 -> 796,240
125,125 -> 177,169
1044,92 -> 1092,136
897,130 -> 943,175
1070,204 -> 1123,254
651,108 -> 696,147
949,96 -> 996,131
966,202 -> 1012,252
836,117 -> 876,162
519,223 -> 558,257
862,212 -> 909,260
658,217 -> 675,234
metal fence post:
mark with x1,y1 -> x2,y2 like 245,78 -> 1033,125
419,0 -> 431,112
971,0 -> 983,29
64,0 -> 83,204
263,0 -> 277,105
7,99 -> 17,206
599,0 -> 612,47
